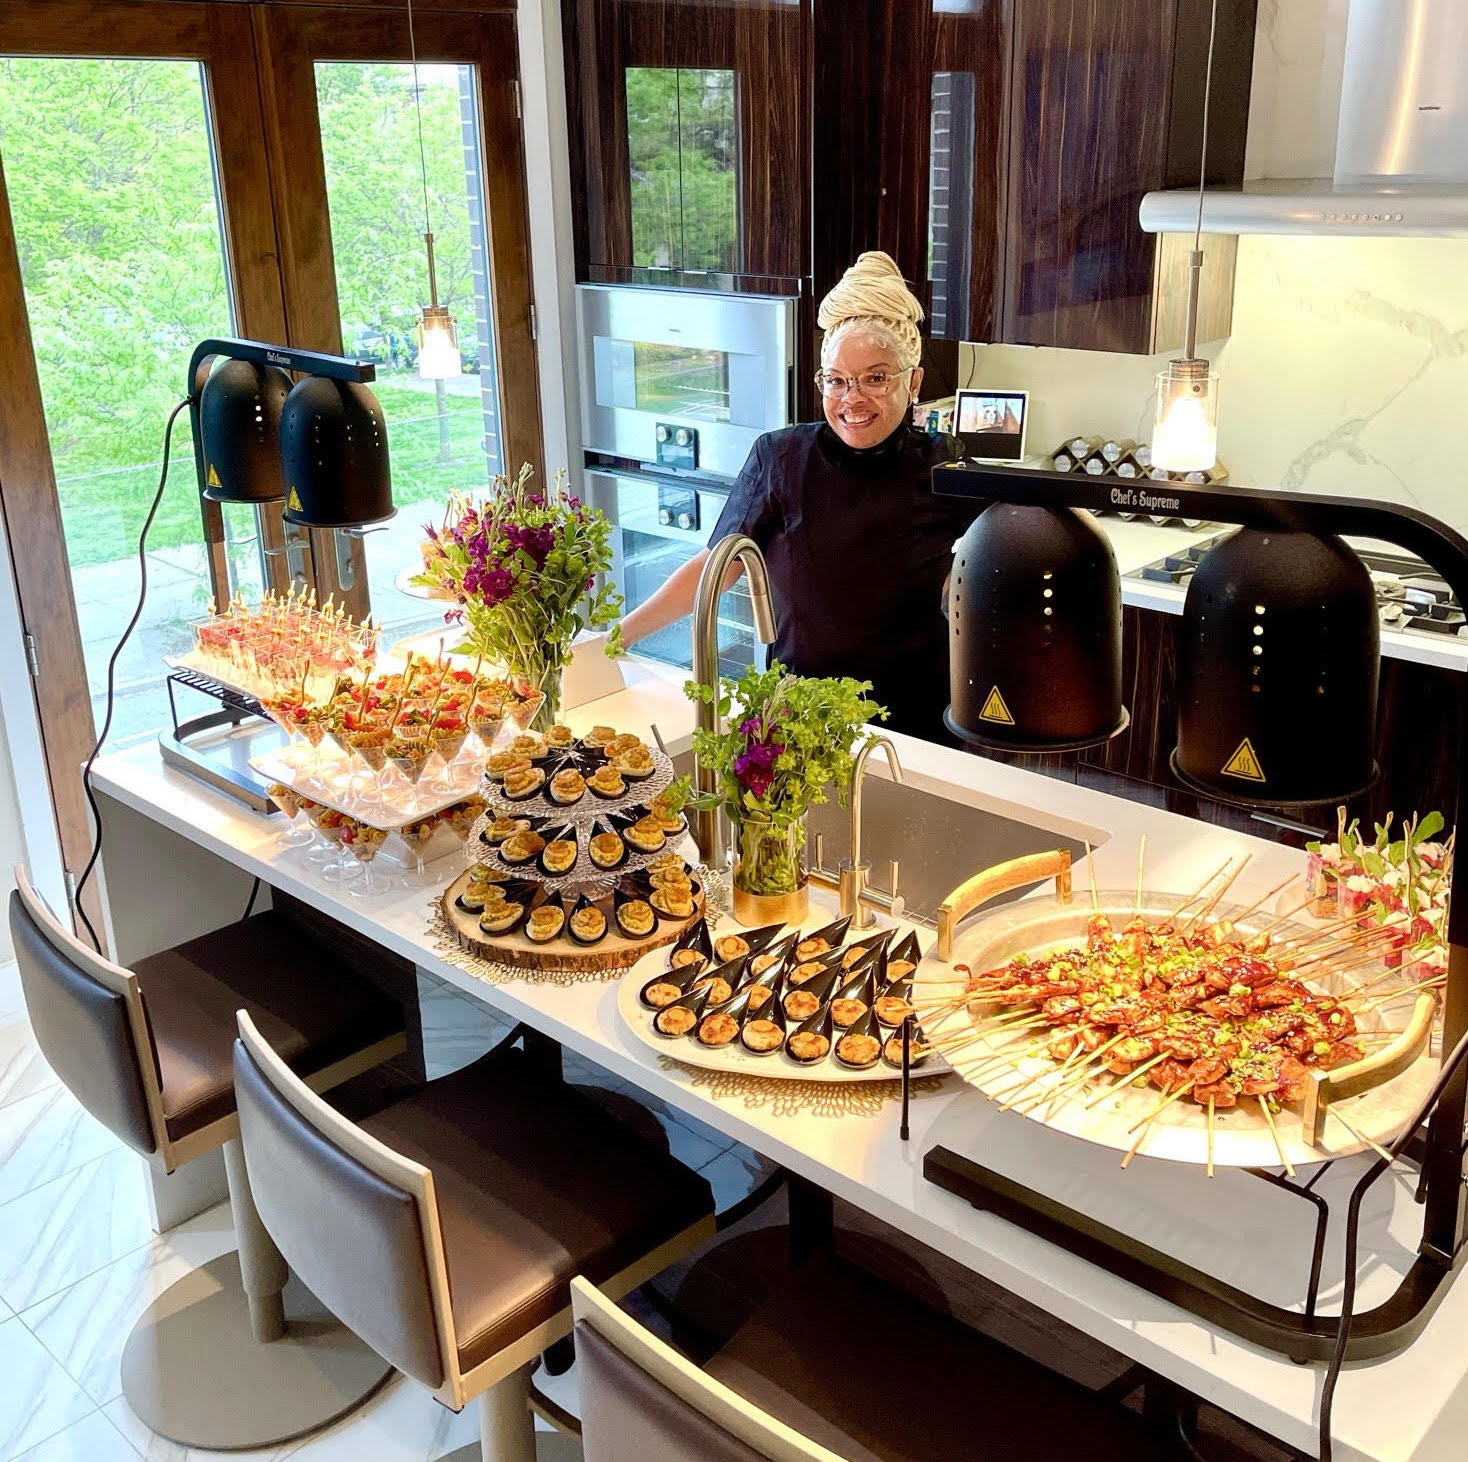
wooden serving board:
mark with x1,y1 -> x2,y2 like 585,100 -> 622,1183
440,865 -> 703,974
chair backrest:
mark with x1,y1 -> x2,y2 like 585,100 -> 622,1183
8,867 -> 162,1157
570,1276 -> 845,1462
232,1009 -> 454,1391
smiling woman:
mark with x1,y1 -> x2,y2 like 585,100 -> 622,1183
621,251 -> 983,742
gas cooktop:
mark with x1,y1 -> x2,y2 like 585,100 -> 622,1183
1127,534 -> 1466,640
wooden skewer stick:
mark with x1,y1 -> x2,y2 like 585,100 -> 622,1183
1355,978 -> 1444,1016
1040,1040 -> 1091,1118
1013,1035 -> 1131,1114
1135,836 -> 1146,917
1251,895 -> 1325,945
1127,1080 -> 1195,1135
1086,842 -> 1100,914
952,1030 -> 1054,1082
1327,1105 -> 1395,1166
1257,1097 -> 1296,1179
1340,954 -> 1438,1003
1206,1098 -> 1216,1179
1224,873 -> 1301,933
1181,853 -> 1252,935
1083,1053 -> 1168,1111
1170,857 -> 1234,924
1122,1084 -> 1195,1167
1274,909 -> 1371,953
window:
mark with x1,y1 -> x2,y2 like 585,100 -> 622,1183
626,67 -> 738,274
928,70 -> 976,340
0,56 -> 242,746
315,60 -> 504,652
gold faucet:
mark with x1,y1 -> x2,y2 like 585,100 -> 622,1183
691,534 -> 777,870
810,735 -> 904,928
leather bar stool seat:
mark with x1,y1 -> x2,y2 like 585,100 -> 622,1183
136,911 -> 403,1142
234,1014 -> 718,1462
573,1255 -> 1181,1462
360,1047 -> 715,1375
8,873 -> 409,1452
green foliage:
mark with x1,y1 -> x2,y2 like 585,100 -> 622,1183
625,67 -> 737,272
0,57 -> 496,570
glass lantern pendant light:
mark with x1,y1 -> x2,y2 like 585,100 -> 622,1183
407,0 -> 462,381
1153,0 -> 1221,473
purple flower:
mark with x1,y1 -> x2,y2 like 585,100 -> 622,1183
734,740 -> 783,799
738,716 -> 763,739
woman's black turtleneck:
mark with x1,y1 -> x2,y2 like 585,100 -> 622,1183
709,420 -> 979,740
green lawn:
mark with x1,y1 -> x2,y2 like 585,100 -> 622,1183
56,379 -> 494,568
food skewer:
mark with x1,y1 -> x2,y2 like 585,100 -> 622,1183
1223,873 -> 1300,931
1257,1097 -> 1296,1178
1206,1098 -> 1216,1179
1169,857 -> 1235,924
1085,842 -> 1100,913
1135,836 -> 1146,917
1122,1084 -> 1195,1167
1180,853 -> 1251,934
1082,1053 -> 1169,1111
1326,1104 -> 1395,1166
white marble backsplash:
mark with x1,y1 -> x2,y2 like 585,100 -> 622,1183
958,233 -> 1468,539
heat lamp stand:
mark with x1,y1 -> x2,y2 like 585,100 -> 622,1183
925,465 -> 1468,1372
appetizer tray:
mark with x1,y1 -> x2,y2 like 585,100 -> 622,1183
441,861 -> 704,973
930,889 -> 1439,1170
618,913 -> 947,1084
251,742 -> 487,830
471,811 -> 694,895
481,738 -> 675,825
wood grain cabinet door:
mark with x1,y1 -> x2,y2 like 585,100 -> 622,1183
1000,0 -> 1254,353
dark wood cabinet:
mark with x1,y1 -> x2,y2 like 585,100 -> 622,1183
998,0 -> 1255,352
561,0 -> 808,289
560,0 -> 1257,355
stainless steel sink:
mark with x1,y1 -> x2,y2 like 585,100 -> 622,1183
668,750 -> 1093,923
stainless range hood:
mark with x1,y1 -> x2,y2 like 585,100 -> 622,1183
1141,0 -> 1468,238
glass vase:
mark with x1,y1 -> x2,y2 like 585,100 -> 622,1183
732,812 -> 809,928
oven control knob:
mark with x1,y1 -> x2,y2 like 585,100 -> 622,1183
657,509 -> 674,526
677,512 -> 694,530
675,429 -> 691,447
655,425 -> 670,443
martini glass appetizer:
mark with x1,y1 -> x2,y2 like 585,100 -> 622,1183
428,711 -> 470,794
266,782 -> 315,849
342,819 -> 390,899
468,692 -> 504,753
387,733 -> 433,813
315,808 -> 361,884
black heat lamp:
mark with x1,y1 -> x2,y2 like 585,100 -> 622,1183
279,375 -> 394,530
1172,529 -> 1380,807
929,461 -> 1468,1376
197,357 -> 292,503
945,504 -> 1128,751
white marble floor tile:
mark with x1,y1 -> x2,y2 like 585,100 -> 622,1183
0,1021 -> 57,1112
699,1145 -> 778,1214
0,1317 -> 97,1460
0,964 -> 23,1023
0,1150 -> 152,1313
0,1085 -> 122,1207
105,1373 -> 479,1462
12,1408 -> 140,1462
21,1203 -> 235,1408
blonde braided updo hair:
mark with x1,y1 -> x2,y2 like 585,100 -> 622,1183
817,251 -> 924,372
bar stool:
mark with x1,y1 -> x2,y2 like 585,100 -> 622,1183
8,868 -> 408,1451
571,1258 -> 1184,1462
232,1009 -> 718,1462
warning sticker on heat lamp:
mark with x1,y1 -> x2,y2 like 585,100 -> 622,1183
978,686 -> 1015,726
1221,738 -> 1267,783
287,488 -> 303,513
207,464 -> 222,490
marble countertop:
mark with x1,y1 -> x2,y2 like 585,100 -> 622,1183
88,656 -> 1468,1462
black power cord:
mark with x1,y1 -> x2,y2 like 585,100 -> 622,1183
73,396 -> 191,951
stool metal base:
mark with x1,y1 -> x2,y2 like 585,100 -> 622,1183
437,1435 -> 582,1462
120,1252 -> 393,1450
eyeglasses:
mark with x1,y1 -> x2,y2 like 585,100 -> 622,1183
814,367 -> 914,400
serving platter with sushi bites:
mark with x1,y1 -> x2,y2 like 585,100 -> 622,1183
441,859 -> 704,972
618,907 -> 948,1083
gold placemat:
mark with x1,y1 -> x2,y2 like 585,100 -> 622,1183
659,1056 -> 947,1118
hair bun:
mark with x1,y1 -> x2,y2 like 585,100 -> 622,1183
817,251 -> 925,332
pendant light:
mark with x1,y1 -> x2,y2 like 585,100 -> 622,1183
406,0 -> 462,381
1152,0 -> 1221,473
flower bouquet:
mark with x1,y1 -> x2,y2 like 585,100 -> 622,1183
413,465 -> 623,730
687,663 -> 884,925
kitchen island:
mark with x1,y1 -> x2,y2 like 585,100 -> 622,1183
89,654 -> 1468,1462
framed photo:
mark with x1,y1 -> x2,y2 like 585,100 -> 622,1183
955,389 -> 1028,462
